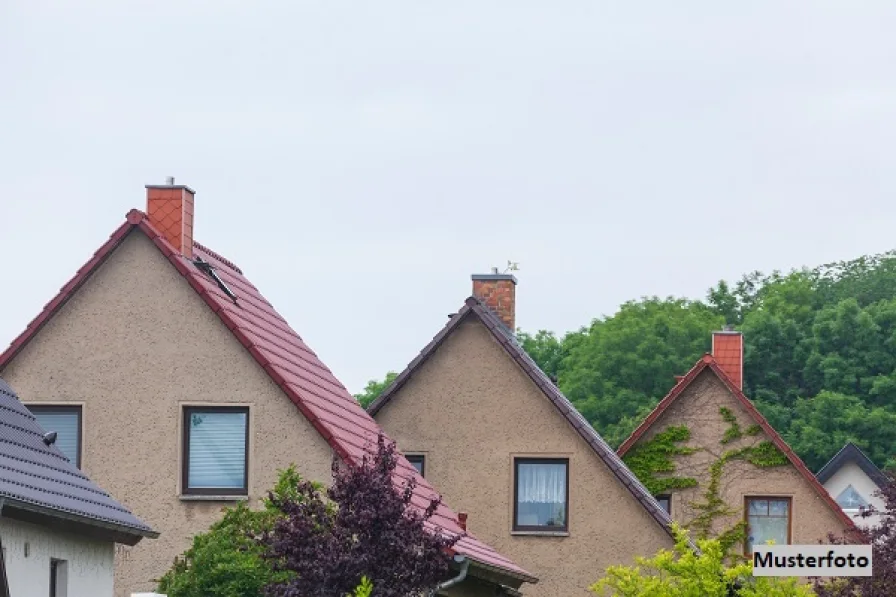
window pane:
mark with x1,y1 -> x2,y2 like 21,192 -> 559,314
748,515 -> 788,550
32,411 -> 80,467
187,411 -> 247,489
516,461 -> 567,528
656,496 -> 671,514
407,457 -> 424,476
836,485 -> 869,509
748,499 -> 768,516
769,499 -> 789,516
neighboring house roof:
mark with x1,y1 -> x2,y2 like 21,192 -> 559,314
0,211 -> 533,584
817,442 -> 889,489
367,297 -> 687,546
0,377 -> 156,545
617,354 -> 858,531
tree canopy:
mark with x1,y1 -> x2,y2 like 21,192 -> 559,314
357,249 -> 896,472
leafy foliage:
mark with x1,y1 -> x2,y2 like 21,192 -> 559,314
261,434 -> 460,597
814,475 -> 896,596
622,425 -> 698,495
590,524 -> 815,597
354,371 -> 399,408
156,466 -> 307,597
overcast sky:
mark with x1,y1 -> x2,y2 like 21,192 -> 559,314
2,2 -> 895,393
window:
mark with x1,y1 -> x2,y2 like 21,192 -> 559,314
50,559 -> 68,597
406,455 -> 425,477
513,458 -> 569,531
745,497 -> 791,553
182,407 -> 249,495
656,495 -> 671,515
28,406 -> 82,468
836,485 -> 869,510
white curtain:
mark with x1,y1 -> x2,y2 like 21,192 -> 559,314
518,462 -> 566,504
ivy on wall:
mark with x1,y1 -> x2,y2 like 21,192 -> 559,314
623,425 -> 699,496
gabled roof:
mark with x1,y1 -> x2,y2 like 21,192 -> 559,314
0,211 -> 533,584
0,377 -> 156,545
368,297 -> 686,546
817,442 -> 889,489
617,355 -> 857,531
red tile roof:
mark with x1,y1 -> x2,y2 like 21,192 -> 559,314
0,210 -> 535,584
616,354 -> 857,532
368,297 -> 692,548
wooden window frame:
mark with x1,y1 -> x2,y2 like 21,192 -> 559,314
182,406 -> 250,496
406,455 -> 425,478
513,457 -> 570,532
656,494 -> 672,515
28,405 -> 82,469
744,496 -> 792,554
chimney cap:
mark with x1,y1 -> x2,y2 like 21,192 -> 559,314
471,273 -> 518,284
145,179 -> 196,193
715,324 -> 740,334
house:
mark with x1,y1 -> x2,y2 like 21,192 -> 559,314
368,273 -> 682,597
817,442 -> 889,529
617,328 -> 856,555
0,182 -> 534,597
0,377 -> 156,597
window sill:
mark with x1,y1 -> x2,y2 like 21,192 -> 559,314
179,495 -> 249,502
511,530 -> 569,537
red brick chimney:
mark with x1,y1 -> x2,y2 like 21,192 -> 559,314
712,325 -> 743,390
472,270 -> 517,331
146,177 -> 195,259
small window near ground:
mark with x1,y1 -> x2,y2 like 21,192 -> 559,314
745,497 -> 791,553
28,406 -> 82,468
406,455 -> 425,477
656,495 -> 671,515
182,407 -> 249,495
50,559 -> 68,597
836,485 -> 869,509
514,458 -> 569,531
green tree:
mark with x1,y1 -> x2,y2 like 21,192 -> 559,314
355,372 -> 398,409
590,525 -> 814,597
156,466 -> 312,597
517,329 -> 566,381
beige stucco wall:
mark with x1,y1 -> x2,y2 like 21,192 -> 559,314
374,318 -> 674,597
1,231 -> 337,597
630,369 -> 846,549
822,461 -> 885,529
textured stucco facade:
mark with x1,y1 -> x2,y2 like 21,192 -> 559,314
628,369 -> 846,548
1,517 -> 115,597
374,318 -> 674,597
1,231 -> 337,596
821,460 -> 885,529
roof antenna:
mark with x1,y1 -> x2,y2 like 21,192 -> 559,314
503,260 -> 520,274
166,176 -> 175,185
43,431 -> 57,447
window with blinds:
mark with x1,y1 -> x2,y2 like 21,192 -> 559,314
28,406 -> 82,468
182,407 -> 249,495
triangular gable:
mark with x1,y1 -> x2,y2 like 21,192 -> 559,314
817,442 -> 889,490
0,211 -> 534,583
617,354 -> 857,531
368,296 -> 686,546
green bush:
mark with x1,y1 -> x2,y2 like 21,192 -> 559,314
590,524 -> 815,597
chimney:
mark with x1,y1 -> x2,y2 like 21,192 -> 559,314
145,177 -> 195,259
457,512 -> 468,531
712,325 -> 743,390
471,269 -> 517,331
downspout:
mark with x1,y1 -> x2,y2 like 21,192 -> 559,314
431,555 -> 469,596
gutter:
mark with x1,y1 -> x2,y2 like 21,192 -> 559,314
431,555 -> 469,595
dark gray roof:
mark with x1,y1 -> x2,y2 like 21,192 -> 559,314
0,378 -> 157,544
368,297 -> 692,549
817,442 -> 889,489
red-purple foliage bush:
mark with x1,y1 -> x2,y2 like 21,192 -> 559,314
261,434 -> 461,597
814,474 -> 896,596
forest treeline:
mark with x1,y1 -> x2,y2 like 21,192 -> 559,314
356,250 -> 896,472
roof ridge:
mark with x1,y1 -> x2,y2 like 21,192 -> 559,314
616,356 -> 858,532
193,241 -> 244,274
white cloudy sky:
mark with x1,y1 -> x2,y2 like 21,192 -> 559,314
2,2 -> 895,392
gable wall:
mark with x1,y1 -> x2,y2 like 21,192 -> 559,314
1,231 -> 335,596
374,318 -> 673,597
0,517 -> 114,597
823,461 -> 885,528
631,369 -> 846,547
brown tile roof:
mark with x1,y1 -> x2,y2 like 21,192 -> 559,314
0,211 -> 535,584
368,297 -> 686,546
616,354 -> 857,532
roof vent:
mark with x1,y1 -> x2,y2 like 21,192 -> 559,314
42,431 -> 57,446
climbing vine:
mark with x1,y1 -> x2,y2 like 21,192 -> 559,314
623,425 -> 699,496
